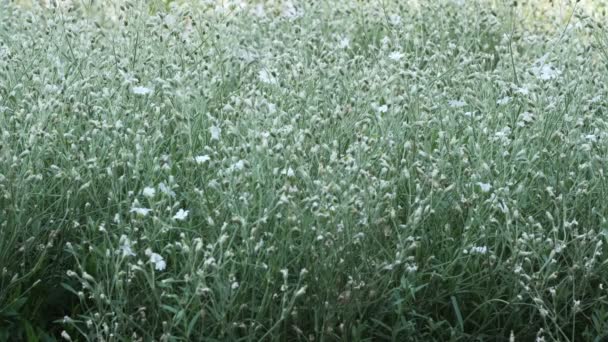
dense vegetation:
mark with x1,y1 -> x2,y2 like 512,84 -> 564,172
2,0 -> 608,340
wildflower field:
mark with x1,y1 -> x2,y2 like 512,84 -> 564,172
2,0 -> 608,340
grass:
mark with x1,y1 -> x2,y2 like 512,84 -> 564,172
1,0 -> 608,340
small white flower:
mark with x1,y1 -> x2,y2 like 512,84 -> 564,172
375,104 -> 388,113
210,125 -> 221,141
520,111 -> 534,123
194,155 -> 211,165
146,248 -> 166,271
230,160 -> 245,172
204,256 -> 216,267
573,299 -> 581,311
286,167 -> 295,178
164,14 -> 176,27
142,187 -> 156,198
477,182 -> 492,193
515,86 -> 530,96
590,95 -> 602,103
118,235 -> 136,257
470,246 -> 488,254
253,4 -> 266,17
388,51 -> 403,61
258,69 -> 278,85
158,182 -> 176,197
132,86 -> 152,95
389,14 -> 401,26
280,269 -> 289,278
281,2 -> 302,19
173,209 -> 189,221
61,330 -> 72,341
295,285 -> 307,297
496,96 -> 511,105
130,207 -> 152,216
406,264 -> 418,273
338,36 -> 350,49
448,99 -> 466,108
535,64 -> 561,80
531,56 -> 561,81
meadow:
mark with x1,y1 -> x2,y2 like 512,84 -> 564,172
2,0 -> 608,340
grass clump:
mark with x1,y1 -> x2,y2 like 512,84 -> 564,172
2,0 -> 608,340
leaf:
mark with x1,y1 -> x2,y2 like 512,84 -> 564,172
60,282 -> 79,296
450,296 -> 464,333
186,311 -> 201,337
21,319 -> 39,342
161,304 -> 179,314
11,297 -> 28,312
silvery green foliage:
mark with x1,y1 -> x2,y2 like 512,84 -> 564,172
1,0 -> 608,340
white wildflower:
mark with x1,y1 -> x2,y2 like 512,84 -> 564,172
146,248 -> 166,271
194,155 -> 211,165
375,104 -> 388,113
204,256 -> 216,267
218,233 -> 230,245
118,235 -> 136,257
295,285 -> 307,297
286,167 -> 295,178
258,69 -> 278,85
470,246 -> 488,254
282,2 -> 303,19
448,99 -> 466,108
158,182 -> 176,197
531,55 -> 561,81
338,36 -> 350,49
132,86 -> 152,95
520,111 -> 534,123
130,207 -> 152,217
534,64 -> 561,80
210,125 -> 221,141
173,209 -> 189,221
477,182 -> 492,193
229,160 -> 245,172
388,51 -> 403,61
515,86 -> 530,95
142,187 -> 156,198
389,14 -> 401,26
164,14 -> 176,27
280,269 -> 288,279
61,331 -> 72,341
253,4 -> 266,17
585,134 -> 597,143
496,96 -> 511,105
